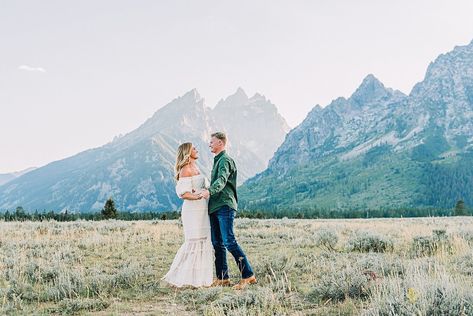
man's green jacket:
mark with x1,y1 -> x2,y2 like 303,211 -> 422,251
208,150 -> 238,214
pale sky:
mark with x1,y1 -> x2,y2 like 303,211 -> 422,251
1,0 -> 473,173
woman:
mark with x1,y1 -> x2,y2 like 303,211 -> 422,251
161,142 -> 214,287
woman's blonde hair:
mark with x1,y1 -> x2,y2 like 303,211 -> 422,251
175,142 -> 193,180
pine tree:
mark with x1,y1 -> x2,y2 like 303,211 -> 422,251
101,197 -> 118,219
15,206 -> 26,218
454,199 -> 468,216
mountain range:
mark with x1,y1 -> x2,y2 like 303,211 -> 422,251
0,89 -> 289,212
240,39 -> 473,213
2,39 -> 473,214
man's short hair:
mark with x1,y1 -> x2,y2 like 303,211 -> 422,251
211,132 -> 227,145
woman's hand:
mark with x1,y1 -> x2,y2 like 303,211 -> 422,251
200,189 -> 210,199
181,192 -> 203,200
192,193 -> 203,200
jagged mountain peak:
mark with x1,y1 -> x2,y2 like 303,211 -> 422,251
182,88 -> 202,102
112,89 -> 209,147
420,40 -> 473,86
215,87 -> 249,109
249,92 -> 267,103
304,103 -> 324,118
350,74 -> 391,105
361,73 -> 383,86
214,88 -> 274,110
229,87 -> 248,101
235,87 -> 247,97
163,89 -> 206,111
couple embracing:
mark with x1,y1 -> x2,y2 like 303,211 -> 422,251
162,132 -> 257,290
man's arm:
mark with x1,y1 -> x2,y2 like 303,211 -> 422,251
209,159 -> 233,195
201,158 -> 233,199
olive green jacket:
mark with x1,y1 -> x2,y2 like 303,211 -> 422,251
208,151 -> 238,214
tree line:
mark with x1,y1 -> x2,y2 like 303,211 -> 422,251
0,198 -> 180,222
0,198 -> 470,222
238,199 -> 470,219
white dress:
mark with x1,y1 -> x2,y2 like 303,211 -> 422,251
161,174 -> 214,287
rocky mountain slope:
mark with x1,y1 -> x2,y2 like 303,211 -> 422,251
240,40 -> 473,213
0,89 -> 289,212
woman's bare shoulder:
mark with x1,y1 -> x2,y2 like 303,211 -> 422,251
179,165 -> 194,178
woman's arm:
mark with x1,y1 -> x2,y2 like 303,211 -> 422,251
177,165 -> 202,200
180,191 -> 202,200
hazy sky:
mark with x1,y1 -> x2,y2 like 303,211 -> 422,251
1,0 -> 473,173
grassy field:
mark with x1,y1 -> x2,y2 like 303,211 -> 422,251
1,217 -> 473,315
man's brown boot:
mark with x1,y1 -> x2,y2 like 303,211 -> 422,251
233,275 -> 257,290
211,278 -> 231,287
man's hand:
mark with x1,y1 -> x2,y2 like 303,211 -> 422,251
200,189 -> 210,199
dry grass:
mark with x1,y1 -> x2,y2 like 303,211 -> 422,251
1,216 -> 473,315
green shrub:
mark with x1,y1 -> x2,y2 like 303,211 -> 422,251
355,253 -> 405,277
367,273 -> 473,315
56,298 -> 110,314
308,267 -> 372,303
459,229 -> 473,244
314,227 -> 339,251
346,231 -> 394,253
453,252 -> 473,276
210,287 -> 290,314
255,254 -> 291,278
410,229 -> 453,257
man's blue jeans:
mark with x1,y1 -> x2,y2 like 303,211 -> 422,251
210,205 -> 254,280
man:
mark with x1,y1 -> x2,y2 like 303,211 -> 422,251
200,132 -> 257,290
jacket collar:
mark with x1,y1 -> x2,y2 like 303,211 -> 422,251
214,150 -> 226,162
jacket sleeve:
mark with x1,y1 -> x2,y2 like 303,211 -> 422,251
208,159 -> 233,196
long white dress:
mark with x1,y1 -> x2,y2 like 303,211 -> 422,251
161,174 -> 214,287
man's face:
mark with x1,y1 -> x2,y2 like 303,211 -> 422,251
209,136 -> 223,153
190,146 -> 199,159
